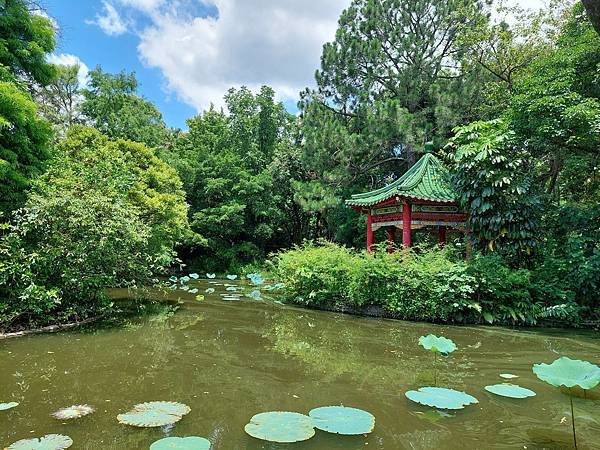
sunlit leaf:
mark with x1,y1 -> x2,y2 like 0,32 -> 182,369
533,357 -> 600,390
418,335 -> 457,355
52,404 -> 95,420
150,436 -> 211,450
195,295 -> 205,302
405,387 -> 478,410
244,411 -> 315,443
8,434 -> 73,450
485,384 -> 536,399
0,401 -> 19,411
117,401 -> 190,427
308,406 -> 375,435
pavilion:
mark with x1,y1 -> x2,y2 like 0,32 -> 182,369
345,152 -> 468,251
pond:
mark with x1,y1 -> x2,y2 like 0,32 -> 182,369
1,278 -> 599,449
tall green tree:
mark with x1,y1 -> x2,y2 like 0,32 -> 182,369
0,0 -> 56,215
81,68 -> 169,148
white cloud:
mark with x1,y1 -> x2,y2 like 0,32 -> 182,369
89,1 -> 129,36
92,0 -> 349,111
47,53 -> 90,87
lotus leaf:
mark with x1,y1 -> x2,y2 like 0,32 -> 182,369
244,411 -> 315,443
499,373 -> 519,379
0,401 -> 18,411
533,357 -> 600,390
180,276 -> 190,284
150,436 -> 211,450
226,286 -> 238,291
181,285 -> 190,291
484,384 -> 536,399
247,273 -> 264,285
189,288 -> 198,294
248,290 -> 262,300
52,404 -> 95,420
308,406 -> 375,435
8,434 -> 73,450
226,274 -> 237,280
205,288 -> 215,294
405,387 -> 478,410
117,401 -> 190,427
195,295 -> 205,302
189,273 -> 199,279
418,335 -> 457,355
169,276 -> 178,283
206,273 -> 216,279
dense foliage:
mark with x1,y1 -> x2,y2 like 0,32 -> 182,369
0,127 -> 190,331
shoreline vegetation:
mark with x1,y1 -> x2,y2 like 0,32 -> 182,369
1,1 -> 600,335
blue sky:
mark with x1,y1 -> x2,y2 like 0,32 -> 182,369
43,0 -> 546,130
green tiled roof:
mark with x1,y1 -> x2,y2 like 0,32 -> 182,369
346,153 -> 456,207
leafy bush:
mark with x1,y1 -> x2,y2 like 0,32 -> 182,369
272,242 -> 551,325
0,127 -> 192,332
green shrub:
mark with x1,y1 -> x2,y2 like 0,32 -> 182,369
272,242 -> 549,325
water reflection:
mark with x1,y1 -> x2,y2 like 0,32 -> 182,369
1,279 -> 599,449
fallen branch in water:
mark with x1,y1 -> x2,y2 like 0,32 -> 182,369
0,316 -> 104,340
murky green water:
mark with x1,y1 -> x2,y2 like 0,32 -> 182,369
1,279 -> 599,449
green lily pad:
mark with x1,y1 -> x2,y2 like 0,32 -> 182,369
499,373 -> 519,379
226,274 -> 237,280
169,276 -> 178,283
52,404 -> 95,420
308,406 -> 375,435
533,357 -> 600,390
117,401 -> 190,427
8,434 -> 73,450
244,411 -> 315,443
206,273 -> 216,279
0,401 -> 19,411
418,335 -> 457,355
150,436 -> 211,450
205,288 -> 215,294
485,384 -> 536,399
189,273 -> 199,280
405,387 -> 478,410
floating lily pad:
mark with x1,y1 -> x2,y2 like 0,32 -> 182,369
206,273 -> 216,279
189,273 -> 199,280
405,387 -> 478,410
117,401 -> 190,427
533,357 -> 600,390
169,276 -> 178,283
308,406 -> 375,435
150,436 -> 211,450
8,434 -> 73,450
205,288 -> 215,294
244,411 -> 315,443
195,295 -> 205,302
418,335 -> 457,355
226,274 -> 237,280
248,290 -> 262,300
247,273 -> 264,285
180,276 -> 190,284
500,373 -> 519,379
226,286 -> 238,292
52,404 -> 95,420
0,401 -> 19,411
189,288 -> 198,294
485,384 -> 536,399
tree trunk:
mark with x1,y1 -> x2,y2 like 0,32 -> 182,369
582,0 -> 600,35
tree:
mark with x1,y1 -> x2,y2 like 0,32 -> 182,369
581,0 -> 600,35
0,0 -> 56,216
81,68 -> 169,148
0,0 -> 57,86
163,86 -> 304,270
35,64 -> 83,136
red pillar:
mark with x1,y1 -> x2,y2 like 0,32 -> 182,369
402,202 -> 412,248
386,227 -> 396,253
366,211 -> 374,253
438,225 -> 447,247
